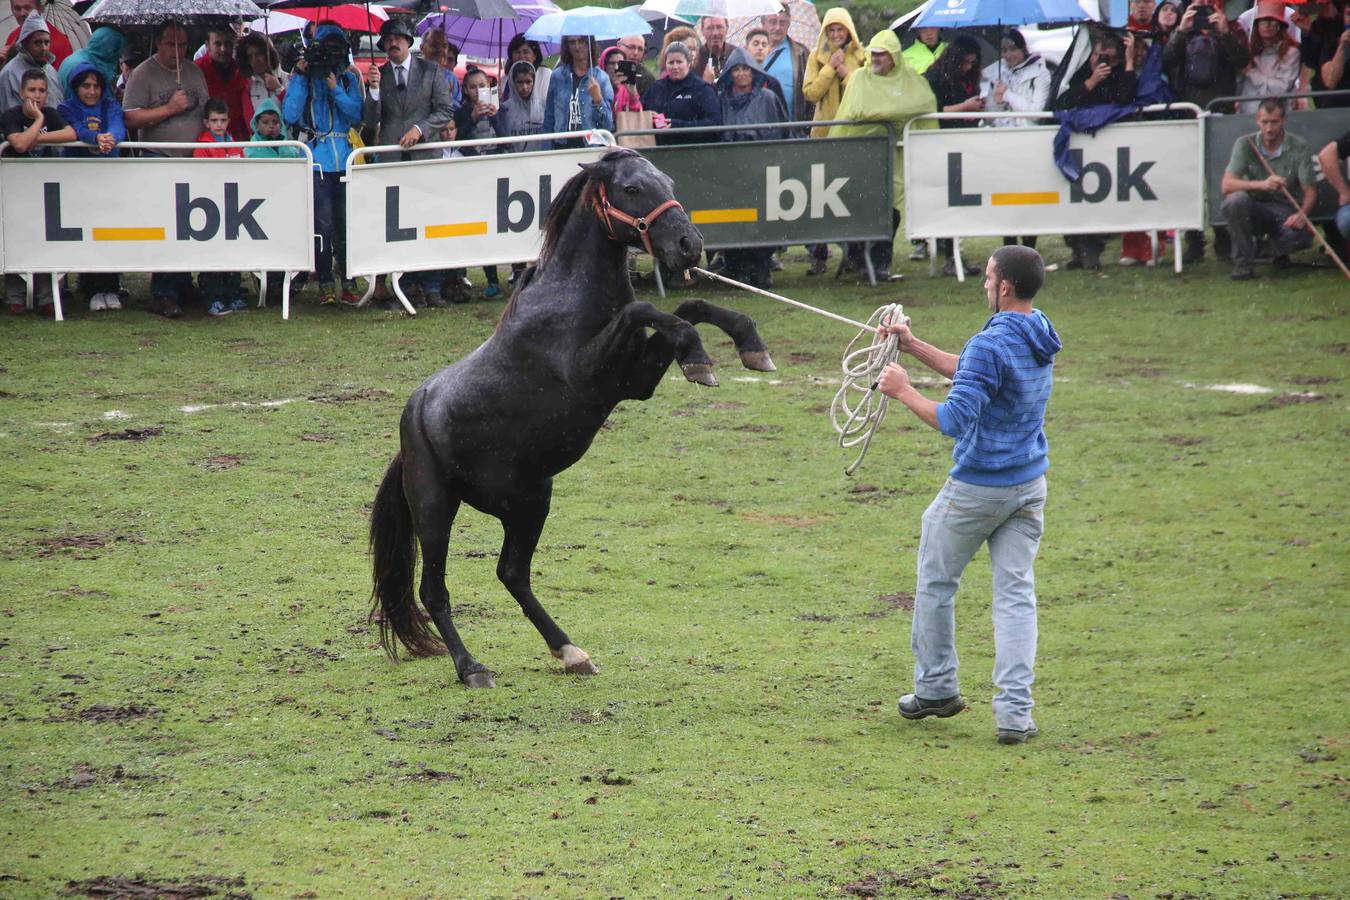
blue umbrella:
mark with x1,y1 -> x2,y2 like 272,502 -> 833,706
912,0 -> 1088,28
524,5 -> 651,41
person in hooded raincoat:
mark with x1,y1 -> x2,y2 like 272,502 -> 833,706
56,24 -> 124,101
830,30 -> 937,279
0,14 -> 62,109
803,7 -> 865,139
714,46 -> 788,288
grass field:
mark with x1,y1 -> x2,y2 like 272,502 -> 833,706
1,241 -> 1347,898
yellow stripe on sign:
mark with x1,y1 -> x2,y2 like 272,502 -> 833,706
690,208 -> 759,225
92,227 -> 166,241
990,192 -> 1060,206
425,221 -> 489,239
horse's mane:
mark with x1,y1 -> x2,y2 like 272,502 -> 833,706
497,147 -> 639,329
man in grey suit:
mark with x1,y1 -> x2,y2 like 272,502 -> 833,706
363,17 -> 453,162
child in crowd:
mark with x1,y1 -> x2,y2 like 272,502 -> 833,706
244,98 -> 301,307
453,68 -> 504,299
498,59 -> 549,152
59,61 -> 128,311
3,69 -> 74,317
425,119 -> 471,305
194,98 -> 248,316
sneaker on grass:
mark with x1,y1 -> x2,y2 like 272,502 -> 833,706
207,300 -> 232,317
228,297 -> 249,312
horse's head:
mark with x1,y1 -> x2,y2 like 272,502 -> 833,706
582,149 -> 703,272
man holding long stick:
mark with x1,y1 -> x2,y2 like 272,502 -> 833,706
876,246 -> 1061,745
1220,99 -> 1316,281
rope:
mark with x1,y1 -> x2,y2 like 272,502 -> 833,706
830,304 -> 908,476
690,267 -> 907,476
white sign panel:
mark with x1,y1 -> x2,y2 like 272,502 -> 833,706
0,156 -> 315,273
345,147 -> 607,277
904,119 -> 1204,238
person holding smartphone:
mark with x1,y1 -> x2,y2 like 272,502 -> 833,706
541,34 -> 613,148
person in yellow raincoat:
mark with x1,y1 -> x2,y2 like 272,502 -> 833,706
804,7 -> 866,139
830,29 -> 937,279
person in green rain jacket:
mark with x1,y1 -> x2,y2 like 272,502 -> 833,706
830,29 -> 937,278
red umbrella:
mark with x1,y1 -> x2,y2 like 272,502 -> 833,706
287,3 -> 389,33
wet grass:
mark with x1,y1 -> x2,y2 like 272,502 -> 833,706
1,240 -> 1347,898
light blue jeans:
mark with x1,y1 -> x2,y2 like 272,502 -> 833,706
912,476 -> 1046,731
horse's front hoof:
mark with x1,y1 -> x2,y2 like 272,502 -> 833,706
463,671 -> 497,689
739,350 -> 776,372
552,644 -> 599,675
680,363 -> 718,387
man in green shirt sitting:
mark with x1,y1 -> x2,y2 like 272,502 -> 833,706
1220,99 -> 1316,281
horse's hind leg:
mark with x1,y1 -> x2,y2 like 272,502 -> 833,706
497,482 -> 598,676
673,298 -> 776,372
411,486 -> 496,688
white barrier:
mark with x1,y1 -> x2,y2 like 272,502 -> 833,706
0,141 -> 315,320
903,107 -> 1205,275
343,130 -> 614,314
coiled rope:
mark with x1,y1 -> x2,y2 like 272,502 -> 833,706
692,267 -> 907,475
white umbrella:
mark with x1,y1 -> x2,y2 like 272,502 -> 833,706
642,0 -> 780,21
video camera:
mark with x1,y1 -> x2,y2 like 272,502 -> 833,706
615,59 -> 641,81
302,37 -> 350,79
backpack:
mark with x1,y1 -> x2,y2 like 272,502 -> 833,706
1185,33 -> 1220,88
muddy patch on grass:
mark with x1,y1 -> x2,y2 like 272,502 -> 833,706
709,401 -> 745,411
1288,375 -> 1336,386
737,510 -> 820,528
864,592 -> 915,618
201,455 -> 243,471
308,388 -> 393,403
1263,392 -> 1328,408
1163,435 -> 1206,447
788,351 -> 819,365
87,426 -> 162,444
300,433 -> 335,443
798,612 -> 838,623
844,484 -> 915,503
839,863 -> 1002,898
734,423 -> 782,434
40,763 -> 156,791
64,874 -> 250,898
77,704 -> 157,724
31,533 -> 145,559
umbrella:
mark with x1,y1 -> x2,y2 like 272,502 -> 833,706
416,0 -> 559,60
726,0 -> 815,49
616,4 -> 691,58
84,0 -> 265,25
525,5 -> 651,42
286,2 -> 388,30
418,0 -> 514,17
641,0 -> 780,20
912,0 -> 1089,29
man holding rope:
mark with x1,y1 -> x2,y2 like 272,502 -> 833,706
876,245 -> 1060,745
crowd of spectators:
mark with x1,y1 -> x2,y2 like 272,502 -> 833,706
1,0 -> 1347,317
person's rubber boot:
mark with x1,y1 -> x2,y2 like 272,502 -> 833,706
897,694 -> 968,720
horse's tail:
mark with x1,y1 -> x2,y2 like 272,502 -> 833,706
369,453 -> 445,660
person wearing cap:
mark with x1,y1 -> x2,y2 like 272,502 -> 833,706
3,0 -> 80,69
363,17 -> 453,163
830,30 -> 937,282
0,12 -> 62,110
1238,2 -> 1304,113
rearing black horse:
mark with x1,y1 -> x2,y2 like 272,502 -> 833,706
368,148 -> 775,687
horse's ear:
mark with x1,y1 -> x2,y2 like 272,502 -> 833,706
579,160 -> 609,179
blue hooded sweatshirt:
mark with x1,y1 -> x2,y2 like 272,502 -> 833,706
59,26 -> 127,98
936,309 -> 1062,487
245,97 -> 303,158
281,23 -> 364,172
58,62 -> 126,157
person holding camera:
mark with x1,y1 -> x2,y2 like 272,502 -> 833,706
541,34 -> 613,147
1163,1 -> 1249,112
282,22 -> 364,306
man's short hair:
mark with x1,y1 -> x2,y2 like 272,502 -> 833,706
154,20 -> 185,42
991,245 -> 1045,300
207,25 -> 235,39
1095,32 -> 1125,55
1257,97 -> 1287,117
20,67 -> 47,87
203,96 -> 228,118
745,27 -> 769,43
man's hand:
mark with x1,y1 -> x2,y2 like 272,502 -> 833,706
878,319 -> 915,352
399,126 -> 421,148
166,88 -> 191,115
1264,173 -> 1287,193
1211,10 -> 1228,33
877,362 -> 911,400
993,81 -> 1008,103
294,57 -> 309,75
1283,210 -> 1310,232
264,73 -> 282,92
1180,5 -> 1197,31
95,132 -> 116,153
21,97 -> 43,123
325,72 -> 338,91
366,63 -> 380,88
1339,188 -> 1350,207
586,75 -> 603,104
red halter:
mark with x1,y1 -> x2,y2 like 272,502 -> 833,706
592,182 -> 684,257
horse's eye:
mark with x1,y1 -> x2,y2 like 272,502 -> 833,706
623,184 -> 640,195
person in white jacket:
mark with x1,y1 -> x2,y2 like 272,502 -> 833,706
981,28 -> 1050,250
980,29 -> 1050,130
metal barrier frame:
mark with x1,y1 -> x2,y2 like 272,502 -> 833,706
1204,89 -> 1350,112
903,105 -> 1205,279
0,140 -> 316,321
343,130 -> 615,314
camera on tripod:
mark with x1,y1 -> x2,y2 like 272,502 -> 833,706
303,37 -> 350,78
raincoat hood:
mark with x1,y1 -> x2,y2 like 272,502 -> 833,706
58,26 -> 126,93
813,7 -> 863,62
19,14 -> 50,46
61,59 -> 104,97
250,97 -> 284,135
313,23 -> 350,60
986,310 -> 1061,366
834,30 -> 936,128
716,46 -> 769,92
